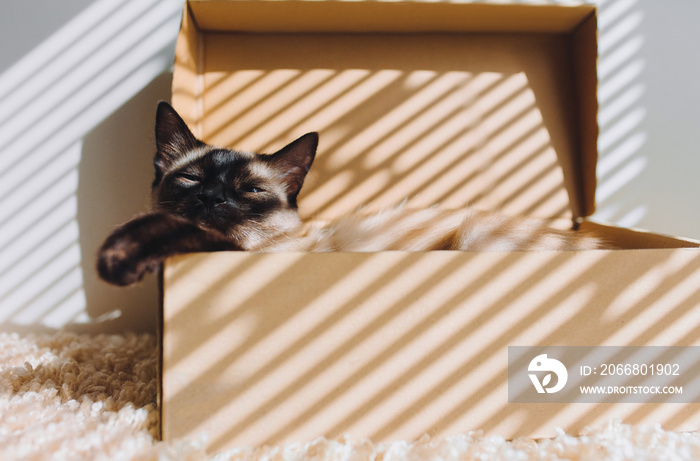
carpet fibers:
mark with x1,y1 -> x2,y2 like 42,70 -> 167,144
2,331 -> 700,460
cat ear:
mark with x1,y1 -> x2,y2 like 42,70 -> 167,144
154,102 -> 203,178
267,132 -> 318,204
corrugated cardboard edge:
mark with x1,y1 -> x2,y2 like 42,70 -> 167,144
572,10 -> 600,218
172,3 -> 205,137
156,268 -> 164,441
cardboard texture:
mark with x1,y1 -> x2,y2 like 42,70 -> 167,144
162,0 -> 700,450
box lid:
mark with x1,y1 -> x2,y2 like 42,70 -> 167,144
189,0 -> 594,34
172,0 -> 598,220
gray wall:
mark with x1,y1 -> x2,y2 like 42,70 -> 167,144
0,0 -> 697,334
594,0 -> 700,239
0,0 -> 182,333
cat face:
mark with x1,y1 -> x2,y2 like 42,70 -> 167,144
151,102 -> 318,249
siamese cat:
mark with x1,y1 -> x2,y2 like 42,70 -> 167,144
97,102 -> 603,286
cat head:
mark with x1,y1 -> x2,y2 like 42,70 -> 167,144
151,102 -> 318,249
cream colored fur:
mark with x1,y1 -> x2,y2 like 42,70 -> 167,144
254,207 -> 603,252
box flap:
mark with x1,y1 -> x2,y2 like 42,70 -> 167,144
173,0 -> 599,221
189,1 -> 595,34
580,221 -> 700,250
189,0 -> 595,33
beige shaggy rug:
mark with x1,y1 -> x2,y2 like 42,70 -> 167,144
2,331 -> 700,461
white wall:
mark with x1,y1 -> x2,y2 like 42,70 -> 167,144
0,0 -> 183,333
0,0 -> 698,334
594,0 -> 700,240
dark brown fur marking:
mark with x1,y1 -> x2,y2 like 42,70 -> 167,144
97,102 -> 316,286
97,213 -> 239,286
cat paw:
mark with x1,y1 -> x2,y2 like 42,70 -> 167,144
96,214 -> 166,286
96,212 -> 240,286
97,239 -> 157,286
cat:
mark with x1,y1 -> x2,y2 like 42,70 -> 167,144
97,102 -> 604,286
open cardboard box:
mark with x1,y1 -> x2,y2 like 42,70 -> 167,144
160,0 -> 700,451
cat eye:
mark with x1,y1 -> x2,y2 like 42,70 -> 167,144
245,186 -> 264,193
175,172 -> 201,185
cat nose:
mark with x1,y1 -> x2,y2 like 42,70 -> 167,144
198,185 -> 228,206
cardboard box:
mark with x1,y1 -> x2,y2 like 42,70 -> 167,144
160,0 -> 700,451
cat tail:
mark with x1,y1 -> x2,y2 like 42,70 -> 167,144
97,212 -> 239,286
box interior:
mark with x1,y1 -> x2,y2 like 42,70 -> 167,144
173,0 -> 601,222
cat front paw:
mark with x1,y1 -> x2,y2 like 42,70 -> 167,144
97,237 -> 159,286
96,213 -> 169,286
97,212 -> 240,286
